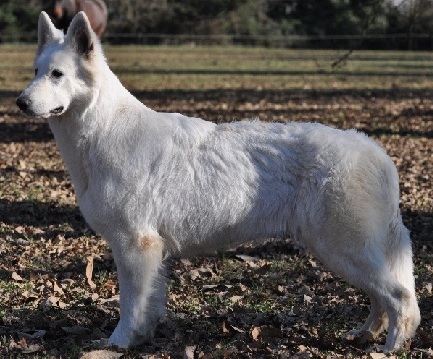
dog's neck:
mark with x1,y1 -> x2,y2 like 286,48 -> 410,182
47,66 -> 142,198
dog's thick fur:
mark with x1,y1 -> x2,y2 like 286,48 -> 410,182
17,12 -> 420,352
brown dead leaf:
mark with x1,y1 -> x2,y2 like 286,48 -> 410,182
235,254 -> 261,267
229,295 -> 243,304
184,345 -> 196,359
86,255 -> 96,289
298,344 -> 308,352
303,294 -> 313,303
14,226 -> 25,234
12,271 -> 23,281
41,295 -> 60,309
251,326 -> 261,341
235,254 -> 260,262
19,336 -> 27,348
22,344 -> 43,354
369,354 -> 389,359
53,281 -> 64,294
58,301 -> 68,309
80,350 -> 123,359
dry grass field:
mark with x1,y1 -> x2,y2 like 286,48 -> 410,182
0,45 -> 432,358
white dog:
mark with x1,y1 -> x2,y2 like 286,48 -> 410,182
17,12 -> 420,352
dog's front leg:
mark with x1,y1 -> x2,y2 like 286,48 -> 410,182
107,234 -> 166,348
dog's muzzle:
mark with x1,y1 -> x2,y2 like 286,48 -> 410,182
16,96 -> 65,117
16,96 -> 31,113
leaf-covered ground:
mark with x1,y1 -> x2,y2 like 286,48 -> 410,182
0,47 -> 432,358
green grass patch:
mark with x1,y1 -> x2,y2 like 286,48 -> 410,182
2,44 -> 433,92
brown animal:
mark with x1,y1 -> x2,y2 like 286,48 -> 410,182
53,0 -> 107,37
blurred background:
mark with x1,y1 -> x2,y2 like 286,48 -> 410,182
1,0 -> 433,49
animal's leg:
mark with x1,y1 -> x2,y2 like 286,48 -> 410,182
374,280 -> 419,353
346,295 -> 388,342
108,234 -> 166,348
322,250 -> 419,353
386,225 -> 420,349
378,221 -> 420,352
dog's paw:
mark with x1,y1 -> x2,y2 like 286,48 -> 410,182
108,325 -> 133,349
108,322 -> 155,349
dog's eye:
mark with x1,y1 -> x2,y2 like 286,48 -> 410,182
51,69 -> 63,78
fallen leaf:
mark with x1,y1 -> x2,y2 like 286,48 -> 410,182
14,226 -> 25,234
229,295 -> 243,304
251,326 -> 261,341
58,301 -> 68,309
184,345 -> 196,359
22,344 -> 43,354
86,256 -> 96,289
370,354 -> 388,359
303,294 -> 312,303
12,272 -> 23,281
99,295 -> 120,305
235,254 -> 260,266
298,344 -> 308,352
80,350 -> 123,359
53,281 -> 64,294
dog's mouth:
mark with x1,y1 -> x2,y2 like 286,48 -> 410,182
50,106 -> 64,115
19,107 -> 65,119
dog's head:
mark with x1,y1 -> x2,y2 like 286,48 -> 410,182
16,11 -> 102,118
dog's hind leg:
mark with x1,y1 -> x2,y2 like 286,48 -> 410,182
107,233 -> 166,348
379,219 -> 420,352
318,226 -> 419,353
325,250 -> 417,352
346,295 -> 388,342
371,277 -> 419,353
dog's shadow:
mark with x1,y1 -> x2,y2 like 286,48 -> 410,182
0,197 -> 86,237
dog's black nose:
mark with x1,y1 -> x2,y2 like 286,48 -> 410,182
16,96 -> 30,111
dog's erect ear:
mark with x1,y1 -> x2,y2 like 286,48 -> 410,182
38,11 -> 64,55
66,11 -> 95,59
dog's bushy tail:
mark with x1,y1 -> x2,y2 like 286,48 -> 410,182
387,212 -> 415,295
378,153 -> 416,296
385,194 -> 421,339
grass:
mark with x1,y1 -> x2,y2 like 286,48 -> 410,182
2,44 -> 433,92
